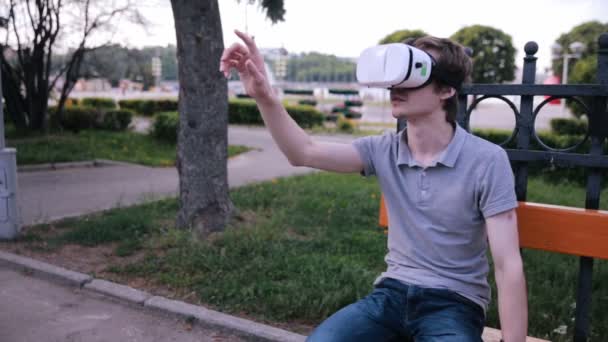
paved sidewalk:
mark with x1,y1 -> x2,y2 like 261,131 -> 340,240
17,126 -> 356,226
0,267 -> 246,342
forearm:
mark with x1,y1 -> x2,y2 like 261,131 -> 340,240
495,258 -> 528,342
256,95 -> 313,166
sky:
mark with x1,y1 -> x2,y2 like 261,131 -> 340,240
113,0 -> 607,72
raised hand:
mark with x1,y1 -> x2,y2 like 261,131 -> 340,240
219,30 -> 275,103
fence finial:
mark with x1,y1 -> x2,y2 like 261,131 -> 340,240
524,42 -> 538,56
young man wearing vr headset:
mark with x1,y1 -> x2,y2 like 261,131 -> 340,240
220,31 -> 527,342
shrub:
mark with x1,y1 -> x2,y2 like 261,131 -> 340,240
80,97 -> 117,109
283,89 -> 314,95
118,99 -> 178,116
328,89 -> 359,95
66,98 -> 79,107
228,100 -> 263,125
118,99 -> 143,113
298,99 -> 317,106
473,128 -> 607,187
155,99 -> 179,113
344,100 -> 363,107
100,110 -> 134,131
60,106 -> 99,133
228,100 -> 324,128
153,111 -> 179,142
550,118 -> 588,136
286,104 -> 324,128
337,115 -> 355,133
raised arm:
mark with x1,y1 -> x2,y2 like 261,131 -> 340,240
219,30 -> 364,173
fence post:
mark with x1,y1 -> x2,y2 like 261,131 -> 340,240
573,32 -> 608,342
513,42 -> 538,202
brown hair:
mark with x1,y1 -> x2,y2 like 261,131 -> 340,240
404,36 -> 472,123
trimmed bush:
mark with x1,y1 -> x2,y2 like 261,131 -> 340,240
550,118 -> 588,136
118,99 -> 178,116
60,106 -> 99,133
473,128 -> 607,187
344,100 -> 363,107
118,99 -> 143,113
228,100 -> 324,128
328,89 -> 359,95
153,111 -> 179,142
298,99 -> 318,106
288,105 -> 324,127
101,110 -> 134,131
81,97 -> 117,109
66,98 -> 79,107
337,115 -> 355,133
283,89 -> 314,95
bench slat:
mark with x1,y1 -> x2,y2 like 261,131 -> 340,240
482,327 -> 549,342
378,197 -> 608,259
517,202 -> 608,259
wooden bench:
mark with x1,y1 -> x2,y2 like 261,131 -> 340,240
379,196 -> 608,341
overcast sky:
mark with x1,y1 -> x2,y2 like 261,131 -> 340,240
114,0 -> 607,72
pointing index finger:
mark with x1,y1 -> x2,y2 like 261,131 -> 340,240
234,29 -> 260,55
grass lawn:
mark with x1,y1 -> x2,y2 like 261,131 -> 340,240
307,125 -> 384,137
3,173 -> 608,341
8,130 -> 251,167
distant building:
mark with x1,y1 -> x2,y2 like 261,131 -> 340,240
260,47 -> 288,81
73,78 -> 112,91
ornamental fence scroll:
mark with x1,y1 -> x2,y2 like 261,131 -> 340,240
397,33 -> 608,342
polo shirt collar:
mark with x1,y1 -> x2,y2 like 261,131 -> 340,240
396,123 -> 467,168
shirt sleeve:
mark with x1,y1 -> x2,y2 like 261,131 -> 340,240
478,148 -> 518,218
352,135 -> 379,177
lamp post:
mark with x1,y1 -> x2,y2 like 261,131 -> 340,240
551,41 -> 585,116
0,14 -> 21,240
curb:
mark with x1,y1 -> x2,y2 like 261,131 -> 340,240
18,159 -> 142,173
0,250 -> 307,342
0,251 -> 92,287
145,296 -> 305,342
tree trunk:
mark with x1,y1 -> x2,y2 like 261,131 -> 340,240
170,0 -> 233,238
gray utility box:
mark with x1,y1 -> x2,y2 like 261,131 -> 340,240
0,148 -> 20,239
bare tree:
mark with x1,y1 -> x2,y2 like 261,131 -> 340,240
170,0 -> 284,238
0,0 -> 146,133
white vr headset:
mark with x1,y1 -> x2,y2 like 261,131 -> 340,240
356,43 -> 461,89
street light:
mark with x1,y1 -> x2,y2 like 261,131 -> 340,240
0,13 -> 21,240
551,41 -> 586,115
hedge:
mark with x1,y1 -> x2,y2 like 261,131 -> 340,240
151,101 -> 324,142
283,89 -> 314,95
473,128 -> 607,187
328,89 -> 359,95
550,118 -> 588,136
48,106 -> 133,133
229,99 -> 324,128
298,99 -> 318,106
101,109 -> 134,131
80,97 -> 117,109
153,111 -> 179,142
118,99 -> 178,116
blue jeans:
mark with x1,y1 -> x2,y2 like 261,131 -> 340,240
306,278 -> 485,342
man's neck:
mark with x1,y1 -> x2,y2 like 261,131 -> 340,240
405,114 -> 455,166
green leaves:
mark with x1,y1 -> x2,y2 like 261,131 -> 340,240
450,25 -> 516,84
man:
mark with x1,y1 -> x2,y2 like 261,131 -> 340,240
220,30 -> 527,342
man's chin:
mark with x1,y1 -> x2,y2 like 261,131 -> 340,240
391,109 -> 407,119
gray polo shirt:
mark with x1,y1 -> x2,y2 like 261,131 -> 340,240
352,124 -> 517,311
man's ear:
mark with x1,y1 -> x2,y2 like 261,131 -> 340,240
439,86 -> 456,100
